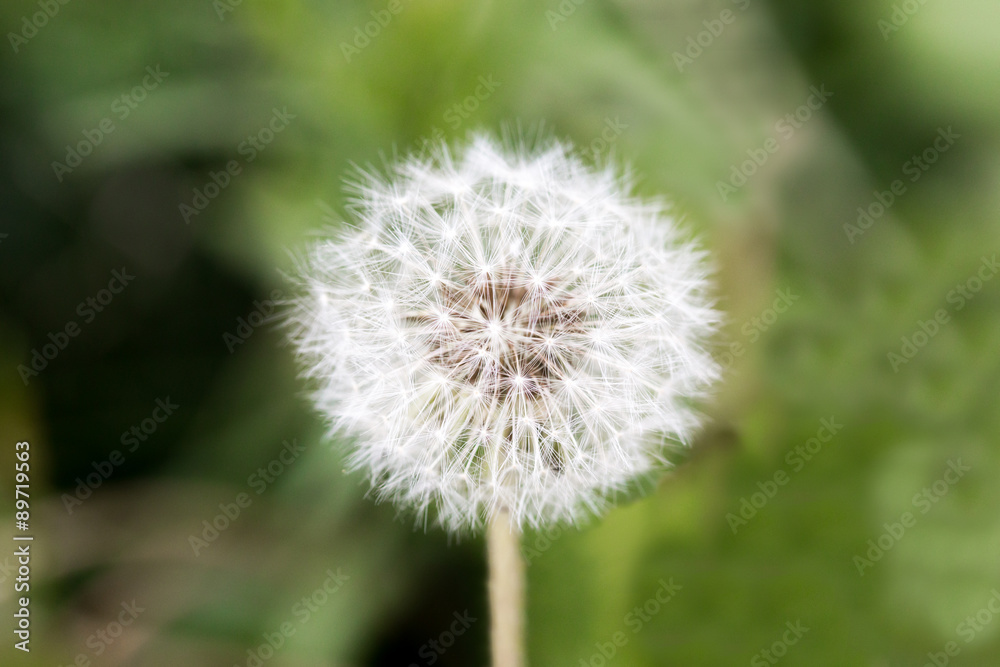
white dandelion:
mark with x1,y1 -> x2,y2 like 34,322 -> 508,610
288,132 -> 720,534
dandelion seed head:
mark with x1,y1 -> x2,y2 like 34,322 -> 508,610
289,133 -> 720,532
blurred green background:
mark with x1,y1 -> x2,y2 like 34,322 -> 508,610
1,0 -> 999,665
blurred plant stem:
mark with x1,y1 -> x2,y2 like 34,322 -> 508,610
488,509 -> 525,667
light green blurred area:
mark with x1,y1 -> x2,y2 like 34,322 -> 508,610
1,0 -> 999,665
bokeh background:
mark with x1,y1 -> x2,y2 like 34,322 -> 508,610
2,0 -> 999,665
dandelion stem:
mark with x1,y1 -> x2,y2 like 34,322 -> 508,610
488,509 -> 525,667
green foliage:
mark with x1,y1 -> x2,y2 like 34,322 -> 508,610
1,0 -> 998,664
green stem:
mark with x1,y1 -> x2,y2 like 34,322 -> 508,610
488,509 -> 525,667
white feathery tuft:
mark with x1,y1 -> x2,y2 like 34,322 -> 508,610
288,133 -> 720,532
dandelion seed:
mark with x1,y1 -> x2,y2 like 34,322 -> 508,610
288,133 -> 720,532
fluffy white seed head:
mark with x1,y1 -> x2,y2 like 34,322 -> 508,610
289,133 -> 720,532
